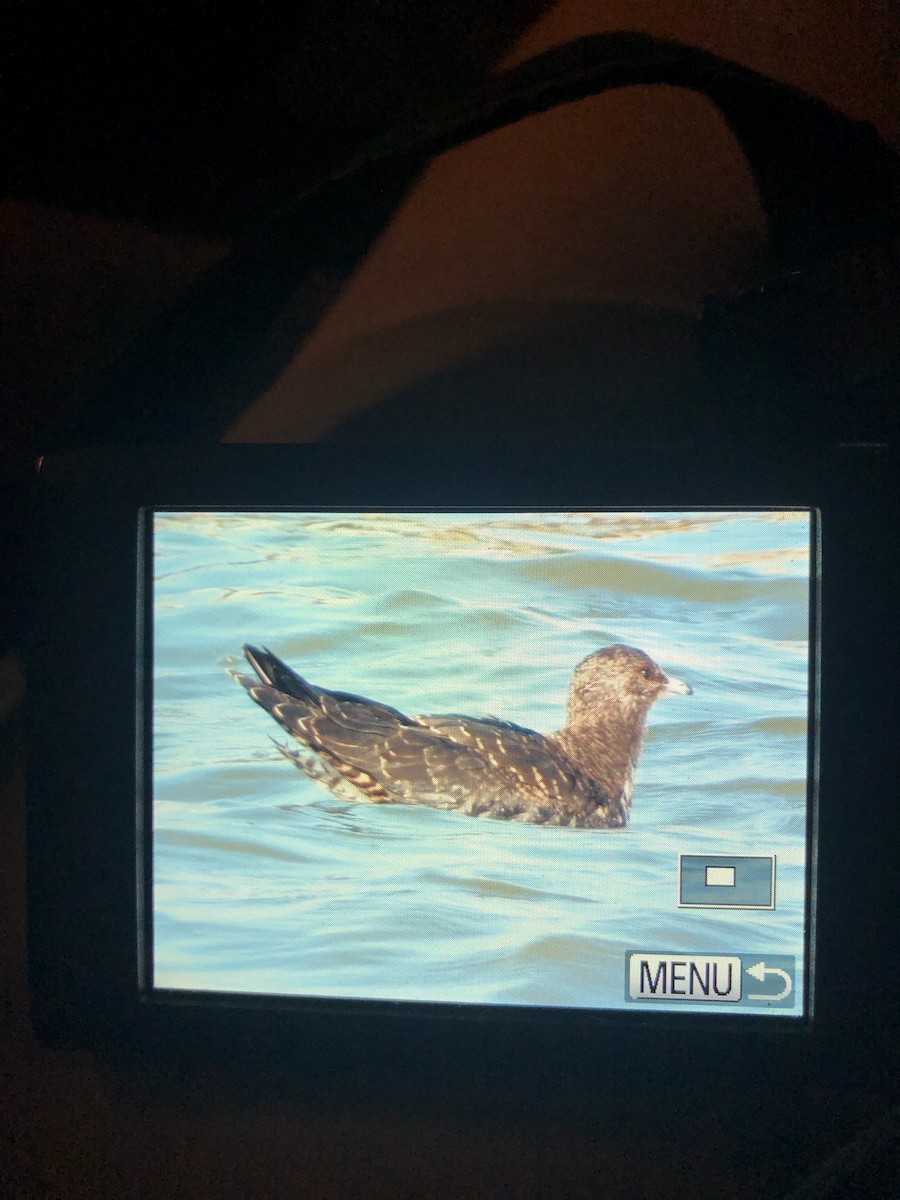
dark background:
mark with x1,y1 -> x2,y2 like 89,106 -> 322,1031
3,3 -> 899,1196
1,1 -> 547,460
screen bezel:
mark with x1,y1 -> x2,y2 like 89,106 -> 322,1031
138,502 -> 818,1027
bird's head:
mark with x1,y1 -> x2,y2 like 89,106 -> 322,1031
567,644 -> 692,728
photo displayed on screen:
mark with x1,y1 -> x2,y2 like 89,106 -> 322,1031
149,509 -> 813,1017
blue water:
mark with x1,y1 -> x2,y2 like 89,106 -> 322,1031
151,509 -> 812,1016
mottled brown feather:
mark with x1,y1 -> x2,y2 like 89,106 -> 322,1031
231,643 -> 690,829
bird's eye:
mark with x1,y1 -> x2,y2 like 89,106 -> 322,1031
641,668 -> 652,679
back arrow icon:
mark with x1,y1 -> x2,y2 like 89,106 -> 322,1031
746,961 -> 792,1001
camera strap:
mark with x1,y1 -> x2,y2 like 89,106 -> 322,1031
68,31 -> 900,444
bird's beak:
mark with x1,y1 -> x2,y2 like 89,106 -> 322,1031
662,673 -> 692,697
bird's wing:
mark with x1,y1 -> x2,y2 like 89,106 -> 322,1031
261,687 -> 533,813
232,648 -> 520,811
413,715 -> 600,814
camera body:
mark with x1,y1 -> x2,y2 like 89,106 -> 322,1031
26,443 -> 897,1113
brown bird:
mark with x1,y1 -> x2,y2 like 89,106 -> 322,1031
231,644 -> 692,829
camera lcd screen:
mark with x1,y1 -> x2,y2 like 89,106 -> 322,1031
147,508 -> 815,1018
